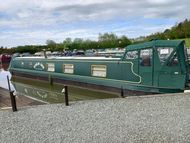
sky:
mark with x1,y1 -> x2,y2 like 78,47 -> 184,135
0,0 -> 190,48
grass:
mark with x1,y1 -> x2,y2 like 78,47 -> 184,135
184,38 -> 190,48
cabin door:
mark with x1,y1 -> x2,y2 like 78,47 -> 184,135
157,49 -> 187,89
139,48 -> 153,86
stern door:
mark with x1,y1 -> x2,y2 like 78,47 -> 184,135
158,47 -> 186,90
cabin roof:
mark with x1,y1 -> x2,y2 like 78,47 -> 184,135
16,56 -> 121,60
126,40 -> 185,51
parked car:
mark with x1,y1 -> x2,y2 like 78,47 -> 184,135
72,50 -> 85,56
0,54 -> 12,63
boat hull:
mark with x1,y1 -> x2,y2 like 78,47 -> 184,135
10,68 -> 183,96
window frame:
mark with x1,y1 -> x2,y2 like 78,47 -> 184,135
167,51 -> 179,67
63,64 -> 74,74
47,63 -> 55,72
91,65 -> 107,78
140,48 -> 152,67
157,47 -> 174,66
125,50 -> 138,60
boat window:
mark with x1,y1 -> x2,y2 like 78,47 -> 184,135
126,51 -> 138,59
157,47 -> 173,65
91,65 -> 107,77
167,52 -> 179,66
47,63 -> 55,72
63,64 -> 74,74
140,49 -> 152,66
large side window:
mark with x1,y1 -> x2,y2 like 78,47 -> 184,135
140,49 -> 152,66
126,51 -> 138,59
167,52 -> 179,66
157,47 -> 173,65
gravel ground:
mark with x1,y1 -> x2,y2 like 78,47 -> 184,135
0,93 -> 190,143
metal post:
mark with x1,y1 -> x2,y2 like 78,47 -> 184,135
10,91 -> 17,112
7,75 -> 11,91
121,87 -> 124,98
7,75 -> 17,112
64,86 -> 69,106
48,74 -> 53,85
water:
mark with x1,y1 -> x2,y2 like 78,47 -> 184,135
0,62 -> 119,104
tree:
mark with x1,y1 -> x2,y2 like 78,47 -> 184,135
98,33 -> 118,48
63,38 -> 72,49
46,39 -> 56,51
118,35 -> 132,47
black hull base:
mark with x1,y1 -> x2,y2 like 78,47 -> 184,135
11,71 -> 158,97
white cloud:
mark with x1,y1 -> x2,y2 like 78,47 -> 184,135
0,0 -> 190,47
147,0 -> 171,4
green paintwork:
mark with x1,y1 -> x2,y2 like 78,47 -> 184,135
9,40 -> 189,94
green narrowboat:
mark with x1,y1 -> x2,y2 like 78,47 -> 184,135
9,39 -> 189,95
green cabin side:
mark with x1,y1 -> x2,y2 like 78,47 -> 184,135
9,39 -> 189,93
10,58 -> 141,87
